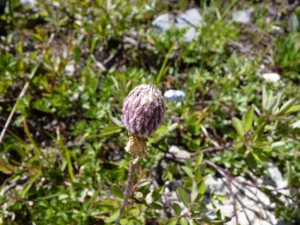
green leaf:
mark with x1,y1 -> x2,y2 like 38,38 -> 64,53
152,186 -> 165,201
180,218 -> 189,225
215,195 -> 227,201
151,201 -> 163,210
272,93 -> 283,114
104,209 -> 120,223
265,94 -> 282,114
232,117 -> 244,137
194,169 -> 202,181
181,166 -> 194,179
243,106 -> 254,132
166,217 -> 178,225
111,184 -> 124,199
100,125 -> 121,137
198,180 -> 206,195
195,154 -> 203,170
233,141 -> 244,149
262,85 -> 268,109
288,13 -> 299,32
252,141 -> 269,148
191,180 -> 198,203
251,122 -> 265,142
110,75 -> 119,91
291,120 -> 300,129
271,141 -> 286,148
285,104 -> 300,114
177,187 -> 189,207
172,202 -> 181,216
156,41 -> 178,84
246,152 -> 257,169
278,98 -> 295,115
263,147 -> 272,152
168,123 -> 178,132
254,151 -> 268,161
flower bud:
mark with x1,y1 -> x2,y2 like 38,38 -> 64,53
122,84 -> 165,138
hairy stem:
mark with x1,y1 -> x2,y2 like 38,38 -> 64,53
116,160 -> 137,225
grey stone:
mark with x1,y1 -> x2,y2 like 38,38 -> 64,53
152,13 -> 174,33
176,8 -> 202,27
152,8 -> 202,42
232,7 -> 254,24
204,170 -> 292,225
20,0 -> 37,8
261,73 -> 280,83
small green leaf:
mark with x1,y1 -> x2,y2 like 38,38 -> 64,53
131,206 -> 139,217
271,141 -> 286,148
168,123 -> 178,132
110,75 -> 119,91
262,85 -> 268,108
111,184 -> 124,199
104,209 -> 120,223
195,154 -> 203,170
285,104 -> 300,114
288,13 -> 299,32
177,187 -> 189,207
252,141 -> 269,148
272,93 -> 283,114
100,125 -> 121,137
194,169 -> 202,181
152,186 -> 165,201
233,141 -> 244,148
251,123 -> 265,142
246,152 -> 257,169
291,120 -> 300,129
198,180 -> 206,195
263,147 -> 272,152
243,106 -> 254,132
166,217 -> 178,225
278,98 -> 295,115
215,195 -> 227,201
150,202 -> 163,210
181,166 -> 194,179
180,217 -> 189,225
172,202 -> 181,216
211,196 -> 217,208
265,95 -> 281,114
254,151 -> 268,161
191,180 -> 198,203
232,117 -> 244,137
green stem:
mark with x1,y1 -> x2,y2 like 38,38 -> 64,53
116,160 -> 137,225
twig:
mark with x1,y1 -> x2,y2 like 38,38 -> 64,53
226,178 -> 238,224
0,63 -> 40,143
116,160 -> 137,225
269,0 -> 288,23
190,142 -> 232,157
203,159 -> 239,224
0,123 -> 27,145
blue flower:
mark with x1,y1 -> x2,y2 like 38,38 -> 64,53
164,90 -> 186,102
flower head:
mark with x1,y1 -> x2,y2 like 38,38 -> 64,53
122,84 -> 165,138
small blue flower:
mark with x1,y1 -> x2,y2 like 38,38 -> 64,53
164,89 -> 186,102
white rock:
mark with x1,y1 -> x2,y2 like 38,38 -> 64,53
65,63 -> 75,76
204,174 -> 292,225
232,7 -> 254,24
177,8 -> 202,27
168,145 -> 190,159
20,0 -> 37,8
152,8 -> 202,42
262,73 -> 280,83
152,13 -> 174,32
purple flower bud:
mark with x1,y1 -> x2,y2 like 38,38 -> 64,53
122,84 -> 165,138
